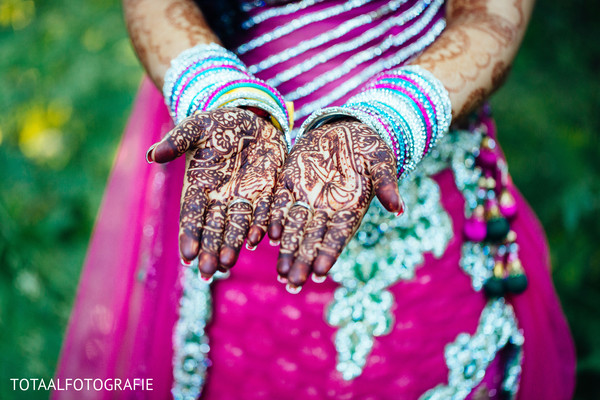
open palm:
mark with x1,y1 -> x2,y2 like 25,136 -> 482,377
268,119 -> 403,291
148,107 -> 287,278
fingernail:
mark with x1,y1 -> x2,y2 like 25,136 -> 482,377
246,242 -> 257,251
311,273 -> 326,283
270,240 -> 280,246
277,275 -> 288,284
396,197 -> 405,216
286,283 -> 302,294
220,269 -> 231,279
146,144 -> 157,164
200,273 -> 213,283
181,258 -> 192,266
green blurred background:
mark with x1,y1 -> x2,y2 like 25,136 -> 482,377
0,0 -> 598,398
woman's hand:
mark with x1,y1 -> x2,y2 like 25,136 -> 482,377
147,107 -> 287,278
268,119 -> 403,290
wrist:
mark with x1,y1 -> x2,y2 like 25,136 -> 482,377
299,65 -> 451,179
162,43 -> 293,150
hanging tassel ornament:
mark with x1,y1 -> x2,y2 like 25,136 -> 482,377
483,249 -> 507,298
485,196 -> 510,242
466,121 -> 528,298
499,189 -> 518,219
497,159 -> 518,219
477,136 -> 499,168
464,204 -> 487,242
504,235 -> 528,294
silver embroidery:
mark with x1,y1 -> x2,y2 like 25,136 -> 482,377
421,128 -> 523,399
172,264 -> 229,399
502,341 -> 523,399
242,0 -> 308,13
460,242 -> 493,291
323,130 -> 468,381
248,0 -> 412,74
242,0 -> 328,30
292,19 -> 446,118
419,299 -> 524,400
441,127 -> 499,293
327,172 -> 453,380
236,0 -> 376,55
443,128 -> 483,216
264,0 -> 439,87
172,263 -> 212,400
325,128 -> 524,395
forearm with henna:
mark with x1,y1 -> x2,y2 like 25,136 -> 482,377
412,0 -> 535,121
123,0 -> 219,88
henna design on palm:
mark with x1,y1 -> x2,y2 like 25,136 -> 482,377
147,107 -> 287,278
268,120 -> 403,290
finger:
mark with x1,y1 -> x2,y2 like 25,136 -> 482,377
149,116 -> 206,163
277,204 -> 311,279
198,200 -> 227,279
288,210 -> 329,287
367,157 -> 403,214
313,209 -> 361,276
267,185 -> 294,243
179,186 -> 208,262
220,201 -> 253,269
247,190 -> 273,248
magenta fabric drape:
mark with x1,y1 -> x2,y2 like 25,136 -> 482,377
54,79 -> 575,399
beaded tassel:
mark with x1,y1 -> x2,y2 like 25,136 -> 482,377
463,111 -> 528,298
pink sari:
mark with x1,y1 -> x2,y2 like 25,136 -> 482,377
54,0 -> 575,398
53,78 -> 575,400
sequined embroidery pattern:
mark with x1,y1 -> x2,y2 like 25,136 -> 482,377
171,262 -> 213,400
419,299 -> 523,400
325,126 -> 523,396
327,173 -> 453,380
170,129 -> 524,398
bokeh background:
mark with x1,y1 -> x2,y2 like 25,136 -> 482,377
0,0 -> 598,398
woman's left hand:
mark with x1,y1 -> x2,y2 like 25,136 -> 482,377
268,119 -> 404,290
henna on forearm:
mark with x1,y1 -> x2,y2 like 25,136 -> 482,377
123,0 -> 220,88
412,0 -> 535,121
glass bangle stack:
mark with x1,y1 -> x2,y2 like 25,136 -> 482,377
163,43 -> 293,150
300,65 -> 451,179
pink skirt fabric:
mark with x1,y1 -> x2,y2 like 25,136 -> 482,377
53,79 -> 575,399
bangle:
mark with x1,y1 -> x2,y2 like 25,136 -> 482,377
163,43 -> 293,150
299,65 -> 451,179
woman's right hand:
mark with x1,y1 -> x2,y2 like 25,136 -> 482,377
147,107 -> 287,279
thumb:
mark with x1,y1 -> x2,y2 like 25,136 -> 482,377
367,158 -> 404,215
146,115 -> 206,164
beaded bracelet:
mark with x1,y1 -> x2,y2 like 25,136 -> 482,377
163,43 -> 293,150
299,65 -> 451,179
